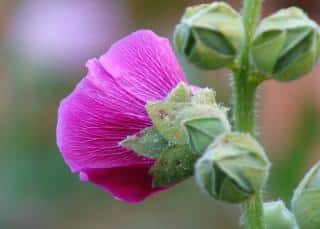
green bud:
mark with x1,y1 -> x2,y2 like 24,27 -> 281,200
264,200 -> 298,229
174,2 -> 244,69
291,161 -> 320,228
251,7 -> 320,81
195,132 -> 270,203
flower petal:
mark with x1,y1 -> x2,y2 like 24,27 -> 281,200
57,59 -> 153,172
80,166 -> 165,203
100,30 -> 187,102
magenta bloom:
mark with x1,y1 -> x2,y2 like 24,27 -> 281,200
57,30 -> 189,203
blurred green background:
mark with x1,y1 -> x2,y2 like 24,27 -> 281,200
1,0 -> 320,228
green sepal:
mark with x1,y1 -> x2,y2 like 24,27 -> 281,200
166,82 -> 191,103
146,83 -> 227,145
264,201 -> 299,229
185,28 -> 236,69
147,102 -> 229,145
292,161 -> 320,228
191,88 -> 216,105
274,31 -> 318,81
150,144 -> 198,187
251,29 -> 286,74
146,101 -> 191,144
120,127 -> 169,159
184,117 -> 227,155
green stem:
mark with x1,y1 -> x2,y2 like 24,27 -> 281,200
242,194 -> 264,229
232,0 -> 265,228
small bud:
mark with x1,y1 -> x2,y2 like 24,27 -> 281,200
264,200 -> 298,229
251,7 -> 320,81
291,161 -> 320,228
195,132 -> 270,203
174,2 -> 244,69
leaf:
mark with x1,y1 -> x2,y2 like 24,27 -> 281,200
120,127 -> 169,158
150,144 -> 198,187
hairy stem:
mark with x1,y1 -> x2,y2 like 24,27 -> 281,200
232,0 -> 265,228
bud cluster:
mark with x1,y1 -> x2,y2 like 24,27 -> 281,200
175,3 -> 320,82
122,83 -> 271,205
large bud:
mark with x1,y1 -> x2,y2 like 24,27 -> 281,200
251,7 -> 320,81
291,161 -> 320,228
195,132 -> 270,203
174,2 -> 244,70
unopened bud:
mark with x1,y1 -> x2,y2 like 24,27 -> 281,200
251,7 -> 320,81
174,2 -> 244,70
195,132 -> 270,203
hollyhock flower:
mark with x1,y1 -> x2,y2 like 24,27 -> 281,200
57,30 -> 191,203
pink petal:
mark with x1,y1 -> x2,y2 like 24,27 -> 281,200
57,59 -> 153,172
80,166 -> 165,203
100,30 -> 187,102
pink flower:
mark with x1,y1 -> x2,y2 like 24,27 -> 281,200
57,30 -> 189,203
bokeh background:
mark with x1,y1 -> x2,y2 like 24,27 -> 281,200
1,0 -> 320,228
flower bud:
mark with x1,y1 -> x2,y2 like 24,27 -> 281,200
264,200 -> 298,229
195,132 -> 270,203
251,7 -> 320,81
291,161 -> 320,228
174,2 -> 244,69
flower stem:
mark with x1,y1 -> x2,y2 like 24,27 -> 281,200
232,0 -> 265,228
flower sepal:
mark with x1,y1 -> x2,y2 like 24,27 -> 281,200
150,144 -> 198,187
146,83 -> 230,145
120,127 -> 169,159
264,200 -> 298,229
291,161 -> 320,228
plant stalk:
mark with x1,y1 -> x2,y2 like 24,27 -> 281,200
232,0 -> 265,228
